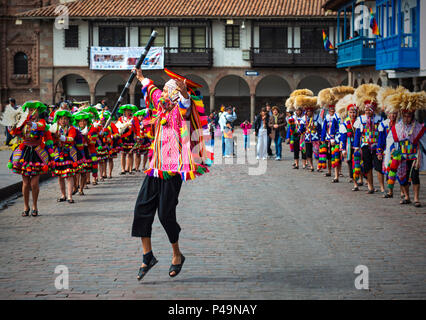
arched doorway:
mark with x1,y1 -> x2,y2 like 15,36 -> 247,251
255,75 -> 291,115
215,75 -> 250,123
297,76 -> 331,95
95,73 -> 128,107
55,74 -> 90,103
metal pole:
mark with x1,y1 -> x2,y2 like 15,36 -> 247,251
104,30 -> 158,129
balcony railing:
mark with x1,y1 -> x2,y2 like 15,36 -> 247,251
164,47 -> 213,67
250,48 -> 337,67
336,37 -> 376,68
376,34 -> 420,70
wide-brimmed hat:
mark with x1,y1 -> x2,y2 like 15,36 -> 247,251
294,96 -> 318,111
53,110 -> 73,123
118,104 -> 138,114
336,94 -> 357,120
21,101 -> 47,114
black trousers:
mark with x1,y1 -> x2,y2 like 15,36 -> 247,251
305,142 -> 313,159
132,174 -> 183,244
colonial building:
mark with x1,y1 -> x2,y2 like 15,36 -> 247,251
7,0 -> 349,122
323,0 -> 426,92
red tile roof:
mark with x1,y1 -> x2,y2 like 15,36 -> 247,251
18,0 -> 334,18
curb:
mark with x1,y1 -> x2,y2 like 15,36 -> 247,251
0,174 -> 52,202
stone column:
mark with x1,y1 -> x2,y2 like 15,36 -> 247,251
39,22 -> 54,104
250,93 -> 255,123
379,70 -> 388,87
413,77 -> 420,91
90,91 -> 96,105
209,93 -> 215,113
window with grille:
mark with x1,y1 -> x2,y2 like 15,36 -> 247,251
14,52 -> 28,75
260,27 -> 287,49
226,26 -> 240,48
179,27 -> 206,52
65,25 -> 79,48
99,26 -> 126,47
139,27 -> 165,47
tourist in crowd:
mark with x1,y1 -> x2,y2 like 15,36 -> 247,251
240,119 -> 252,151
268,106 -> 286,161
218,106 -> 237,157
265,103 -> 273,157
297,96 -> 321,171
4,98 -> 17,145
255,107 -> 270,160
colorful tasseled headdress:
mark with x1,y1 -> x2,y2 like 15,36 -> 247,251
53,110 -> 73,123
354,83 -> 380,113
336,94 -> 357,120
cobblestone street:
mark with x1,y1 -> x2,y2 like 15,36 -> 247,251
0,135 -> 425,300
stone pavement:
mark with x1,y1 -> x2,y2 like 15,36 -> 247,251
0,131 -> 425,300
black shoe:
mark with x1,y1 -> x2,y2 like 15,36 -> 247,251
57,197 -> 67,202
31,209 -> 39,217
137,256 -> 158,281
169,254 -> 186,278
22,210 -> 30,217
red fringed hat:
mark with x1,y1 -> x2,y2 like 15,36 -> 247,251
164,68 -> 203,90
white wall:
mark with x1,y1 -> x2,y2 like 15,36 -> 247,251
63,74 -> 90,96
212,21 -> 250,68
53,20 -> 89,67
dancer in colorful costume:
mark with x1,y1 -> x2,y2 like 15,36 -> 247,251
49,110 -> 83,203
83,106 -> 101,185
72,111 -> 98,194
297,95 -> 320,172
101,110 -> 121,179
116,104 -> 140,175
336,94 -> 360,190
377,86 -> 408,198
353,84 -> 382,194
286,89 -> 313,169
2,101 -> 54,217
384,91 -> 426,207
319,88 -> 340,181
131,67 -> 213,281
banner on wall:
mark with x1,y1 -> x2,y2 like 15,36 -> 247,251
90,47 -> 164,70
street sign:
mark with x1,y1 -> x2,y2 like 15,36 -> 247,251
245,71 -> 259,76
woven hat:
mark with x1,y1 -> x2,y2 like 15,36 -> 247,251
336,94 -> 357,120
354,84 -> 381,113
72,111 -> 92,126
294,95 -> 318,111
317,88 -> 337,108
385,91 -> 426,114
285,97 -> 295,112
377,86 -> 408,114
290,89 -> 314,98
331,86 -> 355,100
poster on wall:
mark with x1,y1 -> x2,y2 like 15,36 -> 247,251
90,47 -> 164,70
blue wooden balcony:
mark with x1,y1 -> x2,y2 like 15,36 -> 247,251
375,34 -> 420,70
336,37 -> 376,68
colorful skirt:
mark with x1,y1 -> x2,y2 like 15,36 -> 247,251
80,146 -> 95,173
9,145 -> 49,176
121,135 -> 135,153
51,146 -> 83,178
135,138 -> 152,156
109,138 -> 122,158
